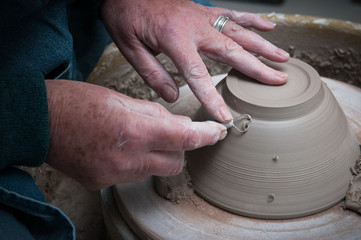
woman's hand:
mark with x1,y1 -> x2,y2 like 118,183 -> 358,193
101,0 -> 289,123
45,80 -> 226,190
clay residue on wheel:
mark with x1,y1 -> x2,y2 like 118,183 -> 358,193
257,14 -> 361,88
288,46 -> 361,88
343,154 -> 361,214
153,165 -> 194,203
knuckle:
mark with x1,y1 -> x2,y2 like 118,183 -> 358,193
161,153 -> 184,176
154,105 -> 169,118
159,21 -> 184,42
152,102 -> 169,118
247,63 -> 266,80
135,159 -> 152,176
160,18 -> 176,32
228,22 -> 242,34
185,64 -> 208,83
120,155 -> 151,178
182,125 -> 200,150
201,85 -> 216,98
224,39 -> 240,52
252,69 -> 265,80
170,160 -> 184,175
230,10 -> 239,16
142,69 -> 163,86
224,39 -> 242,58
233,12 -> 256,26
243,12 -> 256,22
163,151 -> 185,176
229,10 -> 244,21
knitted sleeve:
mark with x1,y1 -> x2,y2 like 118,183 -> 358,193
0,71 -> 49,169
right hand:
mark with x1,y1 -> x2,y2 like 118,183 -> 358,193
101,0 -> 289,123
45,80 -> 226,190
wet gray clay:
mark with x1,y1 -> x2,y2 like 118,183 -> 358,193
187,58 -> 360,219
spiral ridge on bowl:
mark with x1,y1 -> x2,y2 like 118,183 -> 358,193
187,58 -> 360,219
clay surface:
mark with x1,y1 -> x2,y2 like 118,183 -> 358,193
187,58 -> 360,219
109,177 -> 361,240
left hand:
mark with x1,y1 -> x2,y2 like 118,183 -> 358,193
101,0 -> 289,123
45,80 -> 226,189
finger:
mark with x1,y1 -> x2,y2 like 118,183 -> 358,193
229,12 -> 276,31
112,93 -> 191,122
146,118 -> 227,151
119,40 -> 180,102
222,21 -> 289,62
212,8 -> 276,31
130,100 -> 191,122
200,33 -> 288,85
146,150 -> 185,176
163,40 -> 232,122
114,151 -> 184,182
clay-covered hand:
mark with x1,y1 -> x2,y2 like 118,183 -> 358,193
45,80 -> 226,190
101,0 -> 290,123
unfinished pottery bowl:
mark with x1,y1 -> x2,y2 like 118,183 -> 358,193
187,58 -> 360,220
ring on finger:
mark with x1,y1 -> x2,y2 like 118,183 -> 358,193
213,15 -> 230,33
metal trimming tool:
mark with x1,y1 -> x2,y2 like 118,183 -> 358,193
223,114 -> 252,133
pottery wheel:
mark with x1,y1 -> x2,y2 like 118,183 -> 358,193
107,76 -> 361,240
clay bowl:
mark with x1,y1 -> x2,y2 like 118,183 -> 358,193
187,57 -> 360,220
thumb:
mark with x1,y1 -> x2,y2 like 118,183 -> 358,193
148,118 -> 228,151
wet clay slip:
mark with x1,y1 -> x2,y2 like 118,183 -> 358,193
187,58 -> 360,219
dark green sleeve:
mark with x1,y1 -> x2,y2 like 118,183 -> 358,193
0,71 -> 49,169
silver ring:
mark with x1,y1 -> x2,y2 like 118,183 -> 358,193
213,15 -> 230,33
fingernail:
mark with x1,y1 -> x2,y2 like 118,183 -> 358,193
161,84 -> 178,102
219,129 -> 228,141
274,71 -> 288,83
219,106 -> 232,122
275,48 -> 290,59
266,21 -> 276,28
